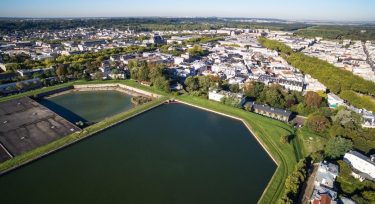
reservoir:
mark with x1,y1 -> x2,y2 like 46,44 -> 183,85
39,90 -> 134,123
0,103 -> 276,204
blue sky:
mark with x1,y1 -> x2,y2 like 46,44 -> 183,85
0,0 -> 374,21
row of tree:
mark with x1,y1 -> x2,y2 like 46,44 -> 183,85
245,81 -> 328,116
305,106 -> 375,154
279,158 -> 310,204
128,60 -> 171,92
258,37 -> 375,112
337,160 -> 375,204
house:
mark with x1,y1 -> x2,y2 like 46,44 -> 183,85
0,78 -> 42,95
343,150 -> 375,181
243,101 -> 292,122
327,93 -> 345,109
174,57 -> 185,65
314,161 -> 339,189
17,67 -> 54,78
208,89 -> 243,102
310,186 -> 337,204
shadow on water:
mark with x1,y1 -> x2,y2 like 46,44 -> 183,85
38,99 -> 89,124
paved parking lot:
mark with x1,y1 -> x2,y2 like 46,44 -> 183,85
0,97 -> 80,160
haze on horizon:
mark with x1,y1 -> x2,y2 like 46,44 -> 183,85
0,0 -> 375,22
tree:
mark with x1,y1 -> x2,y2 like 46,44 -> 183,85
285,94 -> 297,108
221,96 -> 241,108
153,76 -> 170,92
184,76 -> 200,92
188,45 -> 206,58
264,86 -> 285,108
15,82 -> 24,90
306,114 -> 331,133
137,63 -> 149,81
325,137 -> 353,159
244,81 -> 264,99
56,64 -> 67,79
304,91 -> 322,108
229,84 -> 240,93
93,72 -> 104,80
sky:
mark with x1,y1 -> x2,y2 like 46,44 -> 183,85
0,0 -> 374,21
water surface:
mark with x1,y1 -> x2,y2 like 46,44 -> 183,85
39,90 -> 133,123
0,103 -> 276,204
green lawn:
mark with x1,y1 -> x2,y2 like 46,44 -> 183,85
0,80 -> 310,203
297,128 -> 328,156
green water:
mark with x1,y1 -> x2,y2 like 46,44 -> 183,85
39,90 -> 134,123
0,103 -> 276,204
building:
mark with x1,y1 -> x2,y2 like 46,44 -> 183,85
310,186 -> 338,204
243,101 -> 292,122
343,150 -> 375,181
0,78 -> 42,95
314,161 -> 339,189
17,67 -> 54,78
208,89 -> 243,102
327,93 -> 345,109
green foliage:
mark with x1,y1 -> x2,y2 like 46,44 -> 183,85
184,76 -> 216,96
127,60 -> 171,93
259,37 -> 375,112
305,113 -> 331,133
324,137 -> 353,159
244,81 -> 265,99
159,45 -> 184,56
188,45 -> 208,58
186,36 -> 224,44
258,37 -> 293,55
279,158 -> 309,204
340,90 -> 375,113
337,160 -> 375,204
328,107 -> 375,153
220,96 -> 241,108
262,86 -> 286,108
152,76 -> 170,93
296,25 -> 375,41
304,91 -> 322,108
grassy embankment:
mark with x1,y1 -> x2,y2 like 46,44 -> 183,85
0,80 -> 308,203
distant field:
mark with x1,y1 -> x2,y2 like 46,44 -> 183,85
295,25 -> 375,41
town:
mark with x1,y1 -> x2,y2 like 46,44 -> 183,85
1,16 -> 375,204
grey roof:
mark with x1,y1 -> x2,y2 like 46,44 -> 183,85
315,161 -> 339,189
311,185 -> 337,201
252,103 -> 292,117
347,150 -> 375,165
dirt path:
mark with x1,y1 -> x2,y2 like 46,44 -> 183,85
299,163 -> 319,204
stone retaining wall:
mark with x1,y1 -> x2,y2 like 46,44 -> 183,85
73,84 -> 162,98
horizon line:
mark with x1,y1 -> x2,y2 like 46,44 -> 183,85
0,16 -> 374,24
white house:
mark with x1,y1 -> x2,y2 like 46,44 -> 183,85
327,93 -> 345,109
174,57 -> 185,65
208,89 -> 243,102
344,150 -> 375,181
314,161 -> 339,189
208,90 -> 226,102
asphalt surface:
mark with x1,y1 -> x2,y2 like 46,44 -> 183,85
0,97 -> 80,160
